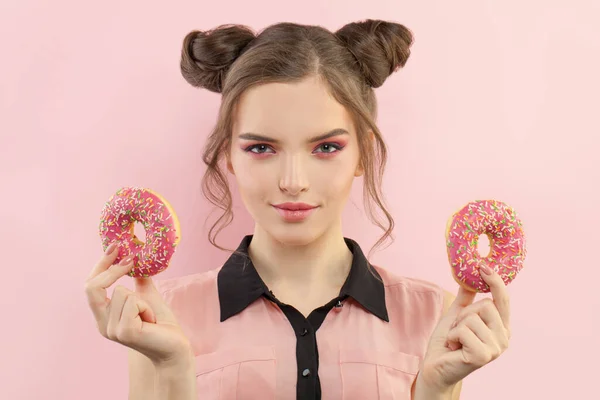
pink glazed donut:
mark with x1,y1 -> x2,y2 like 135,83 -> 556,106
98,187 -> 181,278
445,200 -> 526,293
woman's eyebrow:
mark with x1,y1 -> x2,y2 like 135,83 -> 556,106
238,128 -> 349,144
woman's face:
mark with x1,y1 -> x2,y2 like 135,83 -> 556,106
227,75 -> 365,245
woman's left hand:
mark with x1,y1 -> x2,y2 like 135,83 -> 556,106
418,264 -> 512,392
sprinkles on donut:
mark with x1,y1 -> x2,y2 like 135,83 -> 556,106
98,187 -> 181,278
445,200 -> 526,293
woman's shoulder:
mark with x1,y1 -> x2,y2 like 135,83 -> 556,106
373,264 -> 444,294
154,265 -> 221,296
373,265 -> 456,313
373,264 -> 456,314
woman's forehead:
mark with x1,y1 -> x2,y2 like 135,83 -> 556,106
233,78 -> 355,139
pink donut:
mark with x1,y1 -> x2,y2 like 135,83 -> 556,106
445,200 -> 526,293
98,187 -> 181,278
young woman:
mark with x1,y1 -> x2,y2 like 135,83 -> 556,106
85,20 -> 512,400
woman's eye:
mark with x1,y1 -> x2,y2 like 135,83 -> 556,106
247,144 -> 273,154
314,143 -> 342,153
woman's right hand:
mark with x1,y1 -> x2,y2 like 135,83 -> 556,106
84,241 -> 193,368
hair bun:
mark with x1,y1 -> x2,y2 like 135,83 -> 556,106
335,19 -> 414,88
180,24 -> 255,93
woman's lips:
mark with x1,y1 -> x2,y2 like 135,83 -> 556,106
273,206 -> 318,222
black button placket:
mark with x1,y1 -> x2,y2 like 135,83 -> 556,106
279,302 -> 319,399
266,293 -> 347,400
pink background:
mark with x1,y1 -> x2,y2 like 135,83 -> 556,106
1,1 -> 599,399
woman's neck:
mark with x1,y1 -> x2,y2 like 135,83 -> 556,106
247,225 -> 353,296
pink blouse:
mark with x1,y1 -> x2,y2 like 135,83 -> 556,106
155,235 -> 445,400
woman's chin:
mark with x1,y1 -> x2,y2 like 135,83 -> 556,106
264,225 -> 322,246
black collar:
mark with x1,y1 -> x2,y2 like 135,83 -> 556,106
217,235 -> 389,322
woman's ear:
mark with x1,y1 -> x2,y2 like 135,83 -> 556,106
355,131 -> 375,177
354,161 -> 364,177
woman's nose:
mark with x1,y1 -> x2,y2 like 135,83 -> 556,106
279,154 -> 309,195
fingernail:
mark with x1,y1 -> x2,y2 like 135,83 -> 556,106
105,242 -> 117,255
480,265 -> 493,275
120,255 -> 134,265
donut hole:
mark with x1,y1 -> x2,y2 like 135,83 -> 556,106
133,221 -> 147,244
477,234 -> 491,258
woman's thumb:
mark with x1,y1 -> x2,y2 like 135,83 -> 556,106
134,276 -> 159,294
428,286 -> 477,346
446,285 -> 477,317
134,277 -> 177,322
